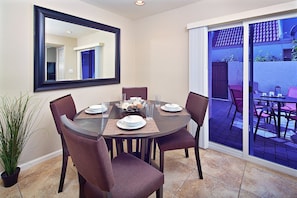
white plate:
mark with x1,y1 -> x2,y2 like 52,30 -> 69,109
85,106 -> 108,114
122,115 -> 143,127
161,105 -> 182,112
117,118 -> 146,130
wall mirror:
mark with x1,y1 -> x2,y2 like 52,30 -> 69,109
34,5 -> 120,92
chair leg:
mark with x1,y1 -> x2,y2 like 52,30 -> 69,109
194,147 -> 203,179
254,117 -> 261,140
284,117 -> 290,138
58,148 -> 68,193
227,103 -> 233,117
127,139 -> 133,153
230,111 -> 237,130
156,186 -> 163,198
109,139 -> 114,159
136,139 -> 140,152
152,140 -> 157,160
159,151 -> 164,172
185,148 -> 189,158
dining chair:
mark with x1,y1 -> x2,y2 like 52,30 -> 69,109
122,87 -> 148,154
154,92 -> 208,179
122,86 -> 148,100
50,94 -> 77,193
60,115 -> 164,198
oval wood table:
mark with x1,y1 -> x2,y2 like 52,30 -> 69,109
73,101 -> 191,163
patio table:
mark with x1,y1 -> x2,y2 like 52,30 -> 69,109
254,94 -> 297,138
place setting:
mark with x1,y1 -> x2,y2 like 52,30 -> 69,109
103,102 -> 160,135
76,102 -> 111,119
158,103 -> 189,116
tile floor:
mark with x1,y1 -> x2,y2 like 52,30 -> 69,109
1,148 -> 297,197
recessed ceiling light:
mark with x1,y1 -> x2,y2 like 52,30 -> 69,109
66,30 -> 72,34
135,0 -> 145,6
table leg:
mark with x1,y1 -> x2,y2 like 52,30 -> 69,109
140,138 -> 152,163
277,102 -> 281,138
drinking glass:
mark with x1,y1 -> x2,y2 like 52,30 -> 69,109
102,102 -> 110,118
145,103 -> 154,120
155,95 -> 161,107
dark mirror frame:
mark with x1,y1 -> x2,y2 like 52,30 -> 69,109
34,5 -> 120,92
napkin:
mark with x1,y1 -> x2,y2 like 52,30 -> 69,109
103,119 -> 160,136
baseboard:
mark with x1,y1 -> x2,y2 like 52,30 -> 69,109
19,149 -> 62,171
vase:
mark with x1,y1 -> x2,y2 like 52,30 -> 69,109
1,167 -> 20,187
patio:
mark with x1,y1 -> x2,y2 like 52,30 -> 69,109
209,99 -> 297,169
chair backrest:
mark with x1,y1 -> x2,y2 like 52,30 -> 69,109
287,87 -> 297,98
185,92 -> 208,127
228,84 -> 242,102
122,87 -> 148,100
60,115 -> 115,192
229,87 -> 243,113
50,94 -> 77,134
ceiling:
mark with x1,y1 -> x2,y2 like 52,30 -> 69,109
80,0 -> 202,20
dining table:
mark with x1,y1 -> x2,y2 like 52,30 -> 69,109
73,100 -> 191,163
254,93 -> 297,138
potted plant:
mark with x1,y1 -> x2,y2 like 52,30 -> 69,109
0,94 -> 36,187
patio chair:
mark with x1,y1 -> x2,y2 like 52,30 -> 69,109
280,87 -> 297,114
254,104 -> 277,140
227,85 -> 243,117
60,115 -> 164,198
229,87 -> 243,129
284,114 -> 297,138
154,92 -> 208,179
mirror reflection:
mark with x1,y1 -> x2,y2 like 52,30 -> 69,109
34,5 -> 120,92
45,18 -> 115,81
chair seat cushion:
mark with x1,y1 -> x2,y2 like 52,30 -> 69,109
156,128 -> 196,152
84,152 -> 164,198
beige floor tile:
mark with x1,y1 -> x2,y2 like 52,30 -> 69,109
241,162 -> 297,197
0,149 -> 297,197
202,149 -> 246,189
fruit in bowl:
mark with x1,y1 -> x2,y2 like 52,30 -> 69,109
121,100 -> 145,112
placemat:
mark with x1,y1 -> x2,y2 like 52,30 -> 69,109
103,119 -> 160,135
75,105 -> 113,119
157,106 -> 190,116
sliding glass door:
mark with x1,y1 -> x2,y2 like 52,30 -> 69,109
208,15 -> 297,170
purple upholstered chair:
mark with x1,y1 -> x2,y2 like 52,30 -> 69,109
50,95 -> 114,193
122,87 -> 148,154
60,115 -> 164,198
154,92 -> 208,179
122,87 -> 148,100
50,94 -> 77,193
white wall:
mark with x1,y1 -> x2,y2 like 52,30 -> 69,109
0,0 -> 136,170
133,0 -> 295,105
0,0 -> 295,170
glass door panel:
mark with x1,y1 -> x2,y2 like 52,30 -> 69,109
249,17 -> 297,169
208,26 -> 243,151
